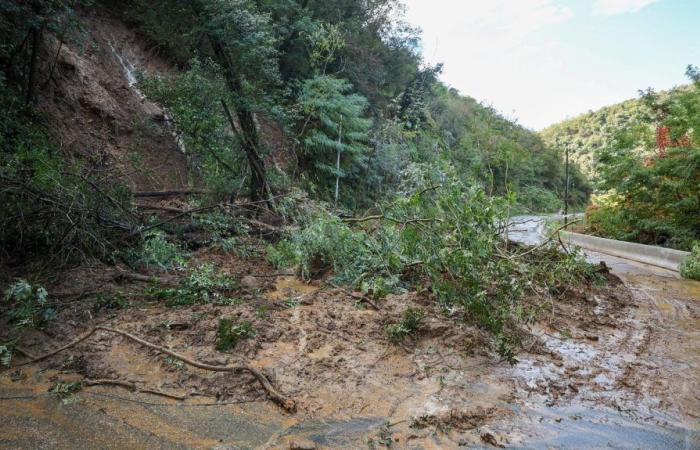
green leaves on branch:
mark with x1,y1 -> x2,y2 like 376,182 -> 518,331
298,75 -> 372,203
680,245 -> 700,281
270,164 -> 596,362
386,308 -> 425,343
3,279 -> 54,329
216,318 -> 255,352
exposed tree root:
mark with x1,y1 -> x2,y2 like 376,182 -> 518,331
15,326 -> 296,412
83,378 -> 187,400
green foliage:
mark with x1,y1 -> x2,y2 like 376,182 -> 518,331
0,343 -> 13,367
386,308 -> 425,343
305,22 -> 345,75
541,85 -> 692,180
2,279 -> 54,329
267,210 -> 403,295
680,245 -> 700,281
127,230 -> 187,271
425,86 -> 590,212
92,293 -> 130,312
298,75 -> 372,203
148,264 -> 238,307
122,0 -> 578,212
586,69 -> 700,250
50,380 -> 82,402
271,164 -> 597,360
139,60 -> 246,192
216,317 -> 255,352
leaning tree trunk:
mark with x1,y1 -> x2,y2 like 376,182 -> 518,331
189,0 -> 272,208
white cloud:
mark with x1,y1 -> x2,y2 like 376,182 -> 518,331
402,0 -> 689,130
403,0 -> 575,128
594,0 -> 661,16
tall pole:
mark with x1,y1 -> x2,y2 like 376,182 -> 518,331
334,123 -> 342,208
564,146 -> 569,226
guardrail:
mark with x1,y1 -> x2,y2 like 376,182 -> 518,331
561,231 -> 690,272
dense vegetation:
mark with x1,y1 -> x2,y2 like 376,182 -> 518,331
543,67 -> 700,258
590,69 -> 700,253
0,0 -> 599,361
541,85 -> 691,181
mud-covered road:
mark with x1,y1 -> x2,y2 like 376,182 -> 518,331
1,222 -> 699,449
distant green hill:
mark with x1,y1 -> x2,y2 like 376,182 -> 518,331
540,87 -> 689,180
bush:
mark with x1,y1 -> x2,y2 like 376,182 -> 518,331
216,318 -> 255,352
148,264 -> 238,307
386,308 -> 425,343
2,279 -> 54,329
267,211 -> 403,294
680,245 -> 700,281
127,230 -> 187,271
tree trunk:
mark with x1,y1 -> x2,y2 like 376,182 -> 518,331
25,25 -> 44,105
189,0 -> 272,208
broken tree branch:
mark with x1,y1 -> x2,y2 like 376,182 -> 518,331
132,189 -> 212,198
83,378 -> 187,401
343,215 -> 442,225
15,326 -> 295,412
506,219 -> 582,260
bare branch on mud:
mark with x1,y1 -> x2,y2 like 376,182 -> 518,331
83,378 -> 187,400
14,326 -> 296,412
342,214 -> 442,225
132,189 -> 213,198
325,281 -> 380,310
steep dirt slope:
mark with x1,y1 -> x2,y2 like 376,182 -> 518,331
38,10 -> 187,192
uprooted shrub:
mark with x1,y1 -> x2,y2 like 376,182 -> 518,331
125,230 -> 188,271
269,163 -> 600,362
2,279 -> 54,329
386,308 -> 425,343
147,263 -> 238,307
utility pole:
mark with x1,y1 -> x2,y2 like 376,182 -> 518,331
334,123 -> 342,208
564,146 -> 570,227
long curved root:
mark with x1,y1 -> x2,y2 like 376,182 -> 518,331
17,326 -> 296,412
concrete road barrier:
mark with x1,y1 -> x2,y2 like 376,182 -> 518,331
561,231 -> 690,272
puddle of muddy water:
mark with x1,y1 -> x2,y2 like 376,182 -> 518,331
489,404 -> 699,450
265,276 -> 319,301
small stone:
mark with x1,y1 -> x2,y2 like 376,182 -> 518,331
289,438 -> 317,450
241,276 -> 260,290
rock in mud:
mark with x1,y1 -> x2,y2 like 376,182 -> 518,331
241,276 -> 260,290
288,438 -> 317,450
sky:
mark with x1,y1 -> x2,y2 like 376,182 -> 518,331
402,0 -> 700,130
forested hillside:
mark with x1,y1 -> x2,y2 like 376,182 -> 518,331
543,66 -> 700,260
540,86 -> 689,180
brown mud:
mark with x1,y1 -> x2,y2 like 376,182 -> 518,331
3,245 -> 699,449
